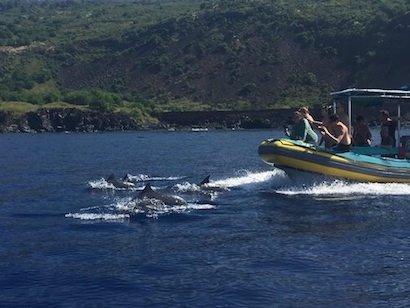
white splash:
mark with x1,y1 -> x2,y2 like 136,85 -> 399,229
277,180 -> 410,196
174,182 -> 202,192
208,169 -> 287,188
65,213 -> 130,221
88,178 -> 136,190
126,174 -> 185,182
114,197 -> 215,216
88,178 -> 116,190
141,203 -> 215,218
66,196 -> 216,221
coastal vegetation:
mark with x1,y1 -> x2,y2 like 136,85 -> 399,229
0,0 -> 409,121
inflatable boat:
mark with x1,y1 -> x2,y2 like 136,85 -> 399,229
258,138 -> 410,183
258,88 -> 410,183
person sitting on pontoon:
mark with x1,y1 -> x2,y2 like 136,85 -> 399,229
318,114 -> 352,152
353,115 -> 372,147
380,110 -> 397,148
285,111 -> 318,144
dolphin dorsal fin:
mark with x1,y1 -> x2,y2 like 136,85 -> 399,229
107,174 -> 115,181
199,175 -> 211,186
140,183 -> 153,197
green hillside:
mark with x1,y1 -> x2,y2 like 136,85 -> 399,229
0,0 -> 409,114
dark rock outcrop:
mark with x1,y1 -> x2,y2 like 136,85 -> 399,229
0,108 -> 143,133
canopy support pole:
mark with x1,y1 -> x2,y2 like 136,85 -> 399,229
398,104 -> 401,147
348,96 -> 352,132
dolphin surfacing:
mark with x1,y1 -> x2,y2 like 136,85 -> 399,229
137,183 -> 188,206
106,174 -> 134,189
197,175 -> 228,192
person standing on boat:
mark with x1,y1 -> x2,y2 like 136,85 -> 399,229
285,111 -> 318,144
353,115 -> 372,147
318,114 -> 352,152
380,110 -> 397,148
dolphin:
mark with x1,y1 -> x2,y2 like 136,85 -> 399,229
122,173 -> 132,182
106,174 -> 135,189
197,175 -> 228,192
198,175 -> 211,186
135,183 -> 187,206
122,173 -> 142,183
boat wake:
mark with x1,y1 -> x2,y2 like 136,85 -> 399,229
276,180 -> 410,196
207,169 -> 288,189
172,170 -> 288,196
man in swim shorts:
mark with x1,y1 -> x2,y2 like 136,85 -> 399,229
318,114 -> 352,152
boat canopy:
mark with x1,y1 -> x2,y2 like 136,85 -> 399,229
331,88 -> 410,100
330,88 -> 410,145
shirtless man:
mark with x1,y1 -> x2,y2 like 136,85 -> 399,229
318,114 -> 352,152
318,105 -> 336,149
336,102 -> 350,129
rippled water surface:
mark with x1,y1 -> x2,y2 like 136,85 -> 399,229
1,130 -> 410,306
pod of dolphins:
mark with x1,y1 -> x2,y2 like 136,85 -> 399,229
102,173 -> 227,207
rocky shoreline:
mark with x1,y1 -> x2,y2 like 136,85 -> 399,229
0,107 -> 298,133
1,106 -> 409,133
0,107 -> 296,133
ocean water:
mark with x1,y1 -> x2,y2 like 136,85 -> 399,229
1,130 -> 410,306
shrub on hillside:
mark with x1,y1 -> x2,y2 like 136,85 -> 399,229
63,91 -> 93,105
89,100 -> 113,112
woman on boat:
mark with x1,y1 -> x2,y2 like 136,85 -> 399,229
353,115 -> 372,147
299,107 -> 315,124
318,114 -> 352,152
285,111 -> 318,144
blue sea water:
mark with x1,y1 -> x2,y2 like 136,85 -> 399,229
1,130 -> 410,306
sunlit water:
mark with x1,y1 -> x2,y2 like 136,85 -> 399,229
1,130 -> 410,306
